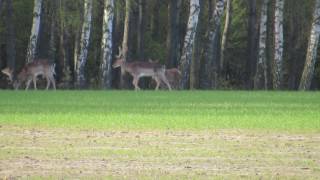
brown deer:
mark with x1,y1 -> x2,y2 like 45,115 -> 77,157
164,68 -> 181,89
1,59 -> 56,90
112,47 -> 171,90
148,59 -> 181,89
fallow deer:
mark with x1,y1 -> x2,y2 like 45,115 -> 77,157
148,59 -> 181,89
1,59 -> 56,90
112,47 -> 172,90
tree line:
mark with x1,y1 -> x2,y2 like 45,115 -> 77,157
0,0 -> 319,90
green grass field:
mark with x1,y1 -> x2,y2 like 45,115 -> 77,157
0,90 -> 319,179
0,90 -> 319,131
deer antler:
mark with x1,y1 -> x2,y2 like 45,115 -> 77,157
116,46 -> 123,58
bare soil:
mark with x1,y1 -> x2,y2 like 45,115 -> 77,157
0,125 -> 319,179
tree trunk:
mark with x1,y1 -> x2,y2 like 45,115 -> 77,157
151,0 -> 160,40
5,0 -> 16,71
58,0 -> 71,87
114,0 -> 123,49
179,0 -> 200,89
246,0 -> 258,89
0,0 -> 3,15
119,0 -> 131,89
166,0 -> 182,68
49,0 -> 57,65
273,0 -> 284,90
49,15 -> 56,64
26,0 -> 43,63
73,29 -> 79,82
76,0 -> 93,88
286,0 -> 299,90
137,0 -> 145,60
204,0 -> 225,89
101,0 -> 114,89
190,0 -> 205,89
299,0 -> 320,90
220,0 -> 232,72
254,0 -> 269,90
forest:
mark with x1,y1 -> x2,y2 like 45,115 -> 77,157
0,0 -> 319,90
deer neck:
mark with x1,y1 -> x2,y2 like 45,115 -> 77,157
118,61 -> 128,75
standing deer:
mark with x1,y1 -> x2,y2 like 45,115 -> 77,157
112,47 -> 172,90
1,59 -> 56,90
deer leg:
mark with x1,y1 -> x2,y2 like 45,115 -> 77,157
132,78 -> 136,90
25,79 -> 32,90
33,76 -> 37,90
132,77 -> 141,90
50,76 -> 56,90
46,76 -> 50,90
160,74 -> 172,91
154,77 -> 161,90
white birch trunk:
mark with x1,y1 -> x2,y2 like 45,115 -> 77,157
273,0 -> 284,89
76,0 -> 93,88
220,0 -> 232,70
299,0 -> 320,90
254,0 -> 269,89
26,0 -> 42,63
119,0 -> 131,89
179,0 -> 200,89
101,0 -> 114,89
204,0 -> 225,89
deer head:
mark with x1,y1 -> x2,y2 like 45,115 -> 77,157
1,67 -> 14,82
112,46 -> 124,68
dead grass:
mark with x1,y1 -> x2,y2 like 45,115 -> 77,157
0,125 -> 320,179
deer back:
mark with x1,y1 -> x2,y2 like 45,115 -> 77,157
125,61 -> 165,76
17,59 -> 55,81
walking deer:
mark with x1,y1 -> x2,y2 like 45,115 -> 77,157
164,68 -> 181,89
148,59 -> 181,89
1,59 -> 56,90
112,47 -> 172,90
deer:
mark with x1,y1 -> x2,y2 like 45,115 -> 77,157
148,59 -> 181,89
1,59 -> 56,90
112,47 -> 172,90
164,68 -> 181,89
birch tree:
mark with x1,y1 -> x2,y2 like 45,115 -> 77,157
254,0 -> 269,89
179,0 -> 200,89
26,0 -> 42,63
204,0 -> 225,89
76,0 -> 93,88
299,0 -> 320,90
220,0 -> 232,71
273,0 -> 284,89
120,0 -> 131,88
100,0 -> 114,89
190,0 -> 205,89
